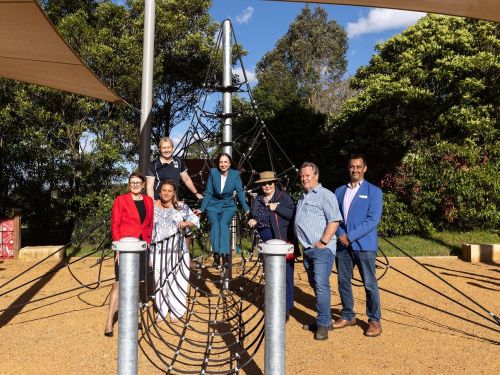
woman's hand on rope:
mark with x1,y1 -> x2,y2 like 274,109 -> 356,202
179,221 -> 192,230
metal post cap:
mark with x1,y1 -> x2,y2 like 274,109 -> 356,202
259,239 -> 294,255
112,237 -> 147,252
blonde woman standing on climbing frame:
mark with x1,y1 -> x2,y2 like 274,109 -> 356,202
146,137 -> 204,201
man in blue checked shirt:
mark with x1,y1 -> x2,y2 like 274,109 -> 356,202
295,161 -> 342,341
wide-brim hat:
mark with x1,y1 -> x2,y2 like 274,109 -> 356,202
255,171 -> 279,184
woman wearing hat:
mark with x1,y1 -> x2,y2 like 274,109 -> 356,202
248,171 -> 297,320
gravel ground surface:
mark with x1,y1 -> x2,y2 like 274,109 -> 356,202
0,255 -> 498,374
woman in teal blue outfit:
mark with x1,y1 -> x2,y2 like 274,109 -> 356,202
200,153 -> 250,269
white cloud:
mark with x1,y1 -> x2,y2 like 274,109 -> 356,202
236,6 -> 254,24
233,67 -> 257,85
347,8 -> 425,38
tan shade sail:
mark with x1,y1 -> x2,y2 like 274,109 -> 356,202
0,0 -> 125,104
270,0 -> 500,23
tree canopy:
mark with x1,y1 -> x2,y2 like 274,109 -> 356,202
0,0 -> 217,243
329,15 -> 499,233
233,6 -> 348,182
254,6 -> 348,112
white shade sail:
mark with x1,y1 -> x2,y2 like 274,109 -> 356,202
270,0 -> 500,23
0,0 -> 125,104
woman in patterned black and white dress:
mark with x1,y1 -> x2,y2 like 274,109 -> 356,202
151,180 -> 199,322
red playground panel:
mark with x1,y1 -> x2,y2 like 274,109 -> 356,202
1,219 -> 15,258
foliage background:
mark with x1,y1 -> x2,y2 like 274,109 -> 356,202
1,4 -> 498,244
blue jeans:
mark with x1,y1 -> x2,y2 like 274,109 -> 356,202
336,248 -> 381,322
303,247 -> 335,326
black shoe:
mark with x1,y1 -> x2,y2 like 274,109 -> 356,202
314,325 -> 329,340
212,253 -> 220,269
104,329 -> 113,337
302,322 -> 334,332
286,311 -> 290,322
222,254 -> 230,269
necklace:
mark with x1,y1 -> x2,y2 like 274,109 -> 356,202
263,195 -> 273,203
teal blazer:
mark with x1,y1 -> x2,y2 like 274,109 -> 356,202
200,168 -> 250,213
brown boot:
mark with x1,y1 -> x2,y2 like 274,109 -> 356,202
332,318 -> 357,329
364,321 -> 382,337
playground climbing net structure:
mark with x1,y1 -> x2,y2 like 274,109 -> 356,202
1,18 -> 499,375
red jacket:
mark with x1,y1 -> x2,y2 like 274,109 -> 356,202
111,193 -> 154,244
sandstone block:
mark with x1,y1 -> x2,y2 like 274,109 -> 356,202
18,246 -> 65,261
462,243 -> 480,263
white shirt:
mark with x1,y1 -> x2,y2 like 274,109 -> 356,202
343,180 -> 364,224
220,174 -> 227,193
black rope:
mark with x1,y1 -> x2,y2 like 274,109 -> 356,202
380,237 -> 500,326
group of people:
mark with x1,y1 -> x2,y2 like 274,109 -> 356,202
105,136 -> 384,342
104,137 -> 201,336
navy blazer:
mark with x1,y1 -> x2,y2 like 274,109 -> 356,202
335,181 -> 383,251
200,168 -> 250,213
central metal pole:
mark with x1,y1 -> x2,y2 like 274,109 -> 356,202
222,19 -> 233,289
222,19 -> 232,156
138,0 -> 156,175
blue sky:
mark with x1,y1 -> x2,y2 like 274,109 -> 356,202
114,1 -> 426,150
211,0 -> 425,80
164,1 -> 424,143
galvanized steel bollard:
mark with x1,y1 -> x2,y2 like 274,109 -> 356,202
113,237 -> 147,375
259,239 -> 294,375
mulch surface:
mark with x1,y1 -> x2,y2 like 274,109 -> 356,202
0,255 -> 498,374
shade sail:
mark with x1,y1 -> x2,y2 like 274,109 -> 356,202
270,0 -> 500,23
0,0 -> 125,104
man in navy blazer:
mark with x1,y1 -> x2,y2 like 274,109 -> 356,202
334,154 -> 383,337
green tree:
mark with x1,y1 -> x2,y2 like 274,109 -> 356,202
0,1 -> 139,243
329,15 -> 500,233
254,6 -> 348,112
1,1 -> 220,243
232,6 -> 348,188
129,0 -> 218,144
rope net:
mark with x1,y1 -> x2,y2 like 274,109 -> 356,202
139,223 -> 265,374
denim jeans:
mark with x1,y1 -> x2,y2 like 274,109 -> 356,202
303,247 -> 335,326
336,248 -> 381,322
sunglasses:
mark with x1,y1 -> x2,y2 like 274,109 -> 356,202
260,182 -> 274,187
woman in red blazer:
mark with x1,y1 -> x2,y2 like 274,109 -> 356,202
104,172 -> 154,337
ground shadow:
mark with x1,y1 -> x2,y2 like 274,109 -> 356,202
215,321 -> 263,375
423,264 -> 500,281
439,272 -> 500,287
0,257 -> 66,327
